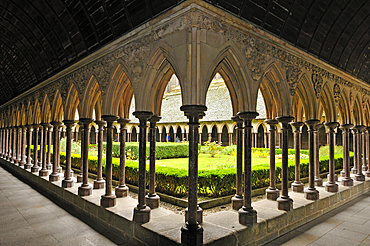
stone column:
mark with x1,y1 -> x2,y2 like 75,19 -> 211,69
291,122 -> 305,192
325,122 -> 339,192
180,105 -> 206,246
208,132 -> 211,142
228,133 -> 232,146
7,127 -> 12,162
132,111 -> 153,223
39,124 -> 49,177
31,125 -> 40,172
19,126 -> 26,167
340,124 -> 354,186
62,120 -> 75,188
276,116 -> 294,211
218,132 -> 222,144
159,132 -> 162,142
38,125 -> 44,167
198,133 -> 201,144
366,127 -> 370,177
78,118 -> 93,196
15,127 -> 21,164
146,116 -> 161,209
56,124 -> 63,174
101,115 -> 118,207
353,125 -> 365,181
362,128 -> 368,172
76,122 -> 84,183
49,122 -> 62,182
265,119 -> 280,200
4,128 -> 9,160
304,119 -> 320,200
46,125 -> 52,170
238,111 -> 258,225
116,118 -> 130,197
231,116 -> 244,209
351,127 -> 358,174
12,127 -> 16,164
251,132 -> 255,148
24,125 -> 33,169
0,129 -> 3,158
93,120 -> 106,189
314,123 -> 323,186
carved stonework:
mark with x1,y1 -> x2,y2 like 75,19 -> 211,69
349,91 -> 354,107
333,83 -> 341,106
283,62 -> 301,96
312,73 -> 323,99
245,39 -> 267,81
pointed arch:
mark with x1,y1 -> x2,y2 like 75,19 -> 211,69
293,73 -> 319,120
41,95 -> 51,123
81,75 -> 102,119
32,99 -> 41,124
51,91 -> 64,122
319,83 -> 337,122
352,95 -> 364,125
64,84 -> 80,120
337,88 -> 351,124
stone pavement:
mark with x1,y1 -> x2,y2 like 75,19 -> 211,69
266,191 -> 370,246
0,166 -> 130,246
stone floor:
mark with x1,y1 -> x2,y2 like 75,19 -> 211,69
0,166 -> 132,246
266,191 -> 370,246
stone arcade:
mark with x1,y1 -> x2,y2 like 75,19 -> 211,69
1,1 -> 370,245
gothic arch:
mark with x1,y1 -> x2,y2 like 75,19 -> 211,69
81,75 -> 102,119
338,88 -> 351,124
352,95 -> 364,126
64,84 -> 80,121
319,83 -> 337,123
41,95 -> 51,124
32,99 -> 41,125
294,73 -> 319,120
51,91 -> 64,122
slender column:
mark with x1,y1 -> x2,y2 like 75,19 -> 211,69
353,125 -> 365,181
351,127 -> 358,174
304,119 -> 320,200
231,116 -> 244,209
265,119 -> 280,200
366,127 -> 370,177
180,105 -> 205,246
46,125 -> 52,170
362,128 -> 368,172
340,124 -> 354,186
76,122 -> 84,183
314,124 -> 323,186
100,115 -> 118,207
49,122 -> 62,182
11,127 -> 16,163
19,126 -> 27,166
276,116 -> 294,211
56,124 -> 63,174
4,128 -> 9,160
325,122 -> 339,192
31,125 -> 40,172
198,133 -> 201,144
218,132 -> 222,144
15,127 -> 21,164
133,111 -> 153,223
7,127 -> 12,162
38,125 -> 44,167
251,132 -> 255,148
24,126 -> 33,169
62,120 -> 75,188
39,124 -> 49,177
291,122 -> 305,192
78,118 -> 93,196
116,118 -> 130,197
159,132 -> 162,142
208,133 -> 211,142
146,116 -> 161,209
238,111 -> 258,225
93,120 -> 106,189
228,133 -> 232,146
0,129 -> 3,158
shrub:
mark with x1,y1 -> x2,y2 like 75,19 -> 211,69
221,145 -> 237,156
203,139 -> 222,157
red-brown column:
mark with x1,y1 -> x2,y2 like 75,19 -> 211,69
366,127 -> 370,177
93,120 -> 106,189
340,124 -> 354,186
11,127 -> 16,164
24,125 -> 33,169
15,127 -> 21,164
353,125 -> 365,181
362,128 -> 368,172
31,125 -> 40,172
62,120 -> 75,188
38,125 -> 44,168
39,124 -> 49,177
265,119 -> 280,200
46,125 -> 52,170
314,123 -> 323,186
291,122 -> 304,192
49,122 -> 62,182
325,122 -> 339,192
231,116 -> 244,210
78,118 -> 93,196
76,122 -> 84,183
116,118 -> 130,197
19,126 -> 27,167
6,127 -> 11,162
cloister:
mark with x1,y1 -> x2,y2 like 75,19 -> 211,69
1,0 -> 370,245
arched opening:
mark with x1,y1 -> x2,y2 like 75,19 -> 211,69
90,126 -> 96,144
301,124 -> 308,150
288,124 -> 294,149
201,125 -> 208,144
161,127 -> 167,142
131,127 -> 137,142
176,126 -> 182,142
169,126 -> 174,142
257,124 -> 265,148
221,125 -> 229,146
211,125 -> 217,143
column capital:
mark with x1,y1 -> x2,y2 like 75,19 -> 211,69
237,111 -> 259,124
50,121 -> 62,126
149,115 -> 161,123
94,120 -> 106,127
231,115 -> 243,124
277,116 -> 294,130
265,119 -> 279,125
41,122 -> 50,128
26,124 -> 33,130
324,122 -> 339,132
181,105 -> 207,122
63,120 -> 75,129
21,125 -> 27,130
366,126 -> 370,132
32,124 -> 41,128
133,111 -> 153,126
340,124 -> 353,131
78,118 -> 93,127
290,121 -> 304,130
118,118 -> 131,125
352,125 -> 365,133
101,115 -> 119,124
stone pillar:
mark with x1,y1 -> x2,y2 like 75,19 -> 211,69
304,119 -> 320,200
49,122 -> 62,182
366,127 -> 370,177
324,122 -> 339,192
314,123 -> 323,186
56,124 -> 63,174
291,122 -> 305,192
76,122 -> 84,183
116,118 -> 130,197
251,132 -> 255,148
78,118 -> 93,196
39,124 -> 49,177
340,124 -> 354,186
7,127 -> 12,162
24,126 -> 33,169
133,111 -> 153,223
146,116 -> 161,209
93,120 -> 106,189
62,120 -> 75,188
265,119 -> 280,200
276,116 -> 294,211
31,125 -> 40,172
46,125 -> 52,170
38,125 -> 44,167
362,128 -> 368,172
12,127 -> 16,164
218,132 -> 222,144
198,133 -> 201,145
228,133 -> 232,146
238,111 -> 258,225
159,132 -> 162,142
4,128 -> 9,160
19,126 -> 26,167
15,127 -> 21,164
351,127 -> 358,174
0,129 -> 3,158
180,105 -> 205,246
231,116 -> 244,210
101,115 -> 118,208
208,132 -> 211,142
353,125 -> 365,181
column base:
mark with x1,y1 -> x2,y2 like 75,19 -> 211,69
181,224 -> 203,246
327,174 -> 338,182
238,206 -> 257,226
340,170 -> 345,177
101,194 -> 116,208
93,179 -> 105,189
341,177 -> 353,186
76,174 -> 83,183
24,163 -> 32,170
304,188 -> 319,200
78,185 -> 92,196
185,206 -> 203,224
19,161 -> 25,167
354,174 -> 365,181
325,182 -> 338,192
57,166 -> 62,173
62,179 -> 74,188
265,188 -> 279,200
314,178 -> 323,186
231,195 -> 243,210
292,181 -> 305,192
46,163 -> 52,170
39,169 -> 49,177
366,171 -> 370,177
49,173 -> 60,182
351,167 -> 358,174
362,165 -> 368,172
145,194 -> 160,209
133,206 -> 151,223
115,185 -> 129,197
31,166 -> 40,173
277,196 -> 293,211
